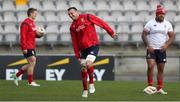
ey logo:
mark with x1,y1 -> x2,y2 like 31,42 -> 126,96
46,58 -> 70,81
93,58 -> 109,67
7,59 -> 28,67
47,58 -> 70,67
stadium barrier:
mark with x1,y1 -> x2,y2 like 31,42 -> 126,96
0,55 -> 114,81
1,55 -> 180,82
114,55 -> 180,82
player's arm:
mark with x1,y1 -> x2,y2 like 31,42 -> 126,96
161,31 -> 175,52
142,29 -> 154,53
161,23 -> 175,52
70,29 -> 80,59
88,14 -> 117,39
166,31 -> 175,47
20,23 -> 28,54
141,29 -> 149,48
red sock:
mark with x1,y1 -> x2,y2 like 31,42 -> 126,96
81,71 -> 88,90
148,78 -> 153,86
88,66 -> 94,84
16,69 -> 26,77
28,74 -> 33,84
157,79 -> 163,90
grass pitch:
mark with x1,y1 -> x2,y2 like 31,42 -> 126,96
0,80 -> 180,101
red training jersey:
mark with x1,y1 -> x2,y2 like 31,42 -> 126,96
20,18 -> 36,50
70,14 -> 115,59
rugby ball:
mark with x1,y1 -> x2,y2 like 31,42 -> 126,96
143,86 -> 157,95
36,27 -> 45,38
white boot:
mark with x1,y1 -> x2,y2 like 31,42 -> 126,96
11,73 -> 19,86
156,89 -> 167,94
28,82 -> 40,87
82,90 -> 88,98
89,84 -> 95,94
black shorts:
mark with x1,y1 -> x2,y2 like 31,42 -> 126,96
23,49 -> 36,58
80,45 -> 99,59
146,49 -> 166,63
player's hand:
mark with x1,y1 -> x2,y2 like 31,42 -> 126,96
36,27 -> 46,34
78,58 -> 83,65
147,46 -> 154,53
77,58 -> 81,63
22,50 -> 27,54
79,59 -> 86,67
112,33 -> 118,40
36,30 -> 43,35
160,45 -> 168,52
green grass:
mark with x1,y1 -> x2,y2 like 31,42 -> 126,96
0,80 -> 180,101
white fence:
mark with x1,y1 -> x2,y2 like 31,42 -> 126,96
114,56 -> 180,82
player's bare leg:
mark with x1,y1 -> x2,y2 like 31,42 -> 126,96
11,65 -> 28,86
81,67 -> 88,97
27,56 -> 40,86
16,65 -> 28,77
156,63 -> 167,94
146,59 -> 156,86
86,60 -> 95,94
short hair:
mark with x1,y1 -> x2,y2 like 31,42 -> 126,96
67,7 -> 78,11
27,8 -> 37,17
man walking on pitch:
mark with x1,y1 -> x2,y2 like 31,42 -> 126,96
67,7 -> 117,97
11,8 -> 44,86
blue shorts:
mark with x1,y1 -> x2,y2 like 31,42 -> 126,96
80,45 -> 99,59
23,49 -> 36,58
146,49 -> 166,63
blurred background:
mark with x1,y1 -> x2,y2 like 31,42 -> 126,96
0,0 -> 180,81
